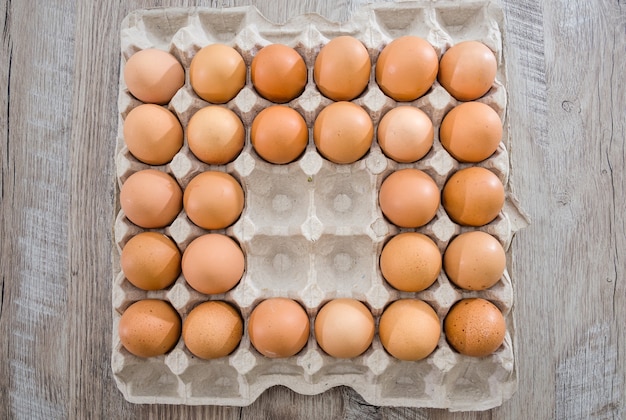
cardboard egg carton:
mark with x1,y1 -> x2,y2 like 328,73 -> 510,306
113,1 -> 528,410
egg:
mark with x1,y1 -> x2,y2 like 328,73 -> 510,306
442,167 -> 504,226
251,106 -> 308,164
187,106 -> 245,165
183,171 -> 244,230
380,232 -> 441,292
379,299 -> 440,361
251,44 -> 307,103
182,301 -> 243,359
248,298 -> 310,358
378,169 -> 440,228
314,299 -> 374,358
120,232 -> 181,291
190,44 -> 246,103
438,41 -> 497,101
123,48 -> 184,104
123,104 -> 183,165
181,234 -> 244,295
313,101 -> 373,164
118,299 -> 181,358
444,231 -> 506,290
120,169 -> 182,228
439,102 -> 502,163
444,298 -> 506,357
375,36 -> 439,101
377,106 -> 433,163
314,36 -> 371,101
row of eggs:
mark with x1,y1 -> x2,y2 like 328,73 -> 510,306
121,229 -> 505,295
120,164 -> 505,233
124,36 -> 497,106
118,297 -> 505,362
124,100 -> 502,167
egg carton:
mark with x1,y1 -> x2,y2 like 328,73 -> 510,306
112,1 -> 528,411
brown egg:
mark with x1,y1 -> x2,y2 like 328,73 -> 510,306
314,299 -> 375,358
377,106 -> 434,163
380,232 -> 441,292
313,101 -> 373,164
375,36 -> 439,101
120,169 -> 182,228
181,234 -> 244,295
438,41 -> 497,101
251,44 -> 307,103
187,106 -> 244,165
121,232 -> 181,291
251,106 -> 308,164
182,301 -> 243,359
314,36 -> 371,101
444,231 -> 506,290
379,169 -> 440,228
444,298 -> 506,357
379,299 -> 440,361
123,104 -> 183,165
248,298 -> 310,358
190,44 -> 246,103
442,167 -> 504,226
183,171 -> 244,230
440,102 -> 502,163
123,49 -> 184,104
118,299 -> 181,358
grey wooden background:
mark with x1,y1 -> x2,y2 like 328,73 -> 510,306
1,0 -> 624,418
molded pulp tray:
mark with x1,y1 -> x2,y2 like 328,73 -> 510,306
113,1 -> 528,410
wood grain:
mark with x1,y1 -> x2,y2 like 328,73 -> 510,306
1,1 -> 74,419
1,0 -> 625,418
544,1 -> 626,419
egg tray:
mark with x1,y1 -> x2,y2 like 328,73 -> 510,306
112,1 -> 528,411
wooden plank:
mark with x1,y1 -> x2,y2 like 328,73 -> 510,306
0,1 -> 75,418
543,1 -> 625,418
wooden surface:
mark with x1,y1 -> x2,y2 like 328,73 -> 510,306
1,0 -> 624,418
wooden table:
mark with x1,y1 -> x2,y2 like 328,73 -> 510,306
1,0 -> 624,418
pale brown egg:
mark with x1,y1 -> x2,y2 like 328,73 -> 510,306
123,104 -> 183,165
118,299 -> 181,358
444,298 -> 506,357
181,234 -> 244,295
251,44 -> 307,103
124,48 -> 184,104
121,232 -> 181,291
438,41 -> 497,101
379,169 -> 440,228
248,298 -> 310,358
440,102 -> 502,163
314,36 -> 371,101
120,169 -> 182,228
379,299 -> 440,361
444,231 -> 506,290
375,36 -> 439,101
187,106 -> 244,165
313,101 -> 373,164
314,299 -> 374,358
442,167 -> 504,226
190,44 -> 246,104
377,106 -> 434,163
380,232 -> 441,292
183,171 -> 244,230
251,106 -> 308,164
182,301 -> 243,359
